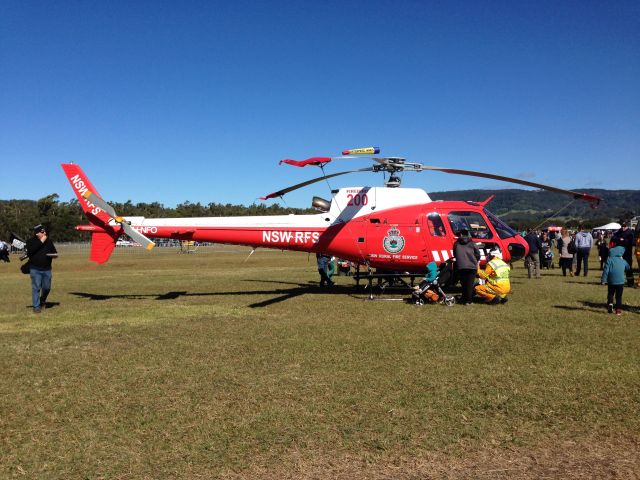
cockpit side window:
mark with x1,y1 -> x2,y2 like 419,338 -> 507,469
484,209 -> 518,239
426,213 -> 446,237
447,211 -> 493,239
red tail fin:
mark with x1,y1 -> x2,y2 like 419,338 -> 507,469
61,164 -> 114,226
62,164 -> 120,264
90,232 -> 117,264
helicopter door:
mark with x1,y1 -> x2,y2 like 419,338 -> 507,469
366,218 -> 427,268
424,212 -> 453,263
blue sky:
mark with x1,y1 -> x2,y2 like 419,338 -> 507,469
1,0 -> 638,209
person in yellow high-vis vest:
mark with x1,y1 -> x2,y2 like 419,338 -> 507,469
475,248 -> 511,304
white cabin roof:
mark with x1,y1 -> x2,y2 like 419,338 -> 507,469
329,187 -> 431,220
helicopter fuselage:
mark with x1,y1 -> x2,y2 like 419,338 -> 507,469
76,186 -> 529,270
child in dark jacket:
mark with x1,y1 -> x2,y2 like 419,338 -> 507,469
598,241 -> 609,270
601,245 -> 630,315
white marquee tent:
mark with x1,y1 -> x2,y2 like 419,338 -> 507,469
593,222 -> 621,231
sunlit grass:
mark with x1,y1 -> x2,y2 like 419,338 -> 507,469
0,246 -> 638,478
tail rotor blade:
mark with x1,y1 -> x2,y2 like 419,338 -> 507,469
121,223 -> 155,251
84,190 -> 155,249
83,191 -> 121,220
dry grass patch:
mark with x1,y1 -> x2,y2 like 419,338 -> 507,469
0,246 -> 638,478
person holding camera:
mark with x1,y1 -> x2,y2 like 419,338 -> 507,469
25,224 -> 58,313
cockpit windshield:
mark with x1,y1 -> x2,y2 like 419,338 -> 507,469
484,209 -> 518,239
447,211 -> 493,239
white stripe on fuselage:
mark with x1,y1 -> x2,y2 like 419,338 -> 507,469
120,186 -> 433,230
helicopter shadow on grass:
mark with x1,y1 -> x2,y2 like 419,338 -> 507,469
553,301 -> 640,315
70,283 -> 364,309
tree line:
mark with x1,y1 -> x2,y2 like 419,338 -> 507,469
0,195 -> 315,242
1,188 -> 637,243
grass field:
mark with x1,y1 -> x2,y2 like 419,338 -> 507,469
1,245 -> 639,479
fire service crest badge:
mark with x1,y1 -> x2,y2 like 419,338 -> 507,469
383,226 -> 405,254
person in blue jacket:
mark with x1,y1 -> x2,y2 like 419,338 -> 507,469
316,252 -> 334,288
601,243 -> 630,315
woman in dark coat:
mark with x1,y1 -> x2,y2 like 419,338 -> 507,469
453,229 -> 481,305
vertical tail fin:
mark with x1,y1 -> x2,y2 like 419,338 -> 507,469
62,163 -> 119,264
61,163 -> 114,226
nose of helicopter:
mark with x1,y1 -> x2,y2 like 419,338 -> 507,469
506,235 -> 528,261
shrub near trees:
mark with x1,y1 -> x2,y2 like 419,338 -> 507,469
0,195 -> 85,242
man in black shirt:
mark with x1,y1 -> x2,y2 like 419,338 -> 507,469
25,224 -> 57,313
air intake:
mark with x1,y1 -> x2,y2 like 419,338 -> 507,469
312,196 -> 331,212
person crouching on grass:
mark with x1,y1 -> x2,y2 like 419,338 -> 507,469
601,241 -> 630,316
475,248 -> 511,304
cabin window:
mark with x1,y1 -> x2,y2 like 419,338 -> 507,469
447,211 -> 493,239
426,213 -> 446,237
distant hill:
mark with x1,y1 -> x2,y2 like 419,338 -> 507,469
429,188 -> 640,229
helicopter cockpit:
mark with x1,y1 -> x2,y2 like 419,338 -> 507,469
447,211 -> 493,239
483,209 -> 519,239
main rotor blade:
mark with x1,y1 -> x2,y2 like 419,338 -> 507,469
279,155 -> 371,168
422,166 -> 601,205
279,157 -> 332,167
121,222 -> 156,250
260,168 -> 374,200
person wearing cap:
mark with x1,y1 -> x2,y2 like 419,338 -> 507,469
25,224 -> 58,313
475,248 -> 511,304
453,229 -> 481,305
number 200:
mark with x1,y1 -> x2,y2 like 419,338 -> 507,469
346,193 -> 368,206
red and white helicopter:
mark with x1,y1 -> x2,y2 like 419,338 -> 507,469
61,147 -> 600,271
